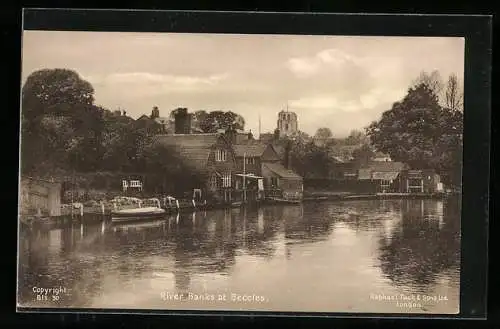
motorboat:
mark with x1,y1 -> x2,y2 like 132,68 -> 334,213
111,198 -> 166,222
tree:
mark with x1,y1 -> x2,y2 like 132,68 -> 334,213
345,129 -> 369,145
20,69 -> 98,174
199,110 -> 245,133
444,73 -> 463,112
288,139 -> 332,179
352,144 -> 375,166
22,68 -> 94,121
190,110 -> 209,132
366,83 -> 463,186
412,70 -> 444,98
314,127 -> 333,140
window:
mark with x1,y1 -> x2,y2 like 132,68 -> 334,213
285,123 -> 289,130
270,177 -> 278,187
222,172 -> 232,187
215,149 -> 227,162
245,157 -> 255,165
209,174 -> 218,190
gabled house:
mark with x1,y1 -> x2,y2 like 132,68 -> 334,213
153,133 -> 237,202
232,140 -> 303,201
400,169 -> 443,193
231,141 -> 280,202
136,106 -> 171,134
358,161 -> 409,193
329,160 -> 359,180
261,162 -> 303,200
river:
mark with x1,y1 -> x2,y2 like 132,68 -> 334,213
17,198 -> 461,314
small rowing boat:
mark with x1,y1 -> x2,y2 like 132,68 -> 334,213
111,198 -> 166,222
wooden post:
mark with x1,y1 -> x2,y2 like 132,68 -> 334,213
101,202 -> 105,215
192,199 -> 196,208
176,199 -> 180,210
243,152 -> 247,203
80,204 -> 83,217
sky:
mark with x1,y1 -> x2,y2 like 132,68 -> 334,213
21,31 -> 464,137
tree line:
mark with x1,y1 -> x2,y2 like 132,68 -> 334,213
20,69 -> 245,177
284,70 -> 463,187
20,68 -> 463,193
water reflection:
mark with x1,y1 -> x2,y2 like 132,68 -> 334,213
18,198 -> 460,313
378,199 -> 461,294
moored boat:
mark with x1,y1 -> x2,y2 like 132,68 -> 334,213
111,198 -> 166,222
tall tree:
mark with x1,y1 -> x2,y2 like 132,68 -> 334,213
412,70 -> 444,98
21,69 -> 97,174
444,73 -> 463,112
22,68 -> 94,121
366,83 -> 463,186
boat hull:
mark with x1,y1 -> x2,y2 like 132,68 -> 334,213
111,207 -> 166,222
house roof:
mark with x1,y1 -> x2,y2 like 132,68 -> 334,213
372,171 -> 400,180
233,142 -> 268,157
263,163 -> 302,180
153,133 -> 222,173
358,161 -> 406,180
358,168 -> 372,180
365,161 -> 406,172
137,114 -> 150,121
154,117 -> 169,125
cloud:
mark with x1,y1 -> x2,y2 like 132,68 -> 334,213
87,72 -> 228,85
290,96 -> 340,110
84,72 -> 230,95
286,48 -> 359,78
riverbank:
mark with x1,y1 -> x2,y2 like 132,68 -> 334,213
20,191 -> 456,229
303,191 -> 451,201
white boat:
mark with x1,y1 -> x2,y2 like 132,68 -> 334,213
111,198 -> 166,222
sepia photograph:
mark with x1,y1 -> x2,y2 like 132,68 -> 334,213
17,29 -> 464,314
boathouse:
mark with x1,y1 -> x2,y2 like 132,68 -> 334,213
19,177 -> 62,217
357,161 -> 408,193
400,169 -> 443,193
259,141 -> 303,200
232,140 -> 283,202
261,162 -> 303,200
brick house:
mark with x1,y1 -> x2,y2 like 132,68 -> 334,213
153,132 -> 237,203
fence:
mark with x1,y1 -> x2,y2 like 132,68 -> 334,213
19,177 -> 62,217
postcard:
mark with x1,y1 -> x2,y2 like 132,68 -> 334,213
17,10 -> 489,318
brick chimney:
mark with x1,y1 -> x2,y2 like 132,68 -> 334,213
224,126 -> 237,144
174,108 -> 191,134
151,106 -> 159,119
273,128 -> 280,141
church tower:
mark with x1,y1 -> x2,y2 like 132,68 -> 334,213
277,107 -> 298,138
